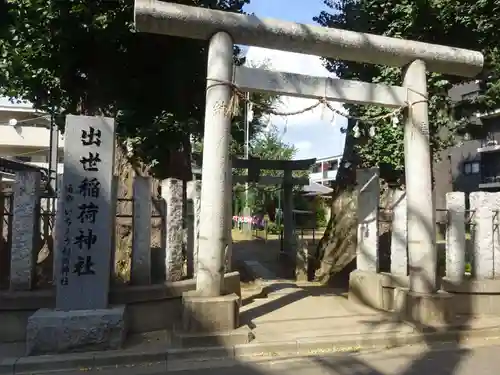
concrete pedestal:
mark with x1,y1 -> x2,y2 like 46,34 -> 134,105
348,270 -> 385,310
176,292 -> 253,347
394,288 -> 453,326
348,270 -> 410,311
26,306 -> 127,355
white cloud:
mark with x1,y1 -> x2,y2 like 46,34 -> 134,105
244,47 -> 344,129
244,47 -> 346,159
294,140 -> 312,152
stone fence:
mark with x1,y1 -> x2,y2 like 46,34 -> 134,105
356,168 -> 500,281
0,171 -> 203,291
352,168 -> 500,316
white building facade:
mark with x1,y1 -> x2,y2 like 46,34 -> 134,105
0,102 -> 64,184
308,155 -> 342,187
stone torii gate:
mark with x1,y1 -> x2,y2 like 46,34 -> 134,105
232,156 -> 315,254
135,0 -> 483,336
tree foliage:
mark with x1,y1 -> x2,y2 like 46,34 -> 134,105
233,124 -> 300,215
0,0 -> 276,178
315,0 -> 500,183
313,0 -> 500,281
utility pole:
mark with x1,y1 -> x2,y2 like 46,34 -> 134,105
244,92 -> 250,207
242,92 -> 252,236
48,111 -> 59,212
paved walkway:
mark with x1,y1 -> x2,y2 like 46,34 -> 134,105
59,339 -> 500,374
239,283 -> 413,343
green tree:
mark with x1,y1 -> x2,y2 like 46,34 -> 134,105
0,0 -> 279,179
233,124 -> 301,216
313,0 -> 499,281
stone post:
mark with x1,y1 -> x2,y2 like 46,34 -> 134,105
55,115 -> 116,310
403,59 -> 437,294
356,168 -> 380,272
10,171 -> 41,291
29,115 -> 126,356
283,169 -> 294,255
390,189 -> 407,275
131,176 -> 152,285
52,179 -> 64,286
186,180 -> 201,278
196,31 -> 234,297
109,175 -> 118,281
470,192 -> 500,279
445,192 -> 466,283
162,178 -> 183,282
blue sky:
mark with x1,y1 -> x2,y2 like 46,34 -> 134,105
243,0 -> 346,160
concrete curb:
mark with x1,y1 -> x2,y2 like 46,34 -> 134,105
3,325 -> 500,374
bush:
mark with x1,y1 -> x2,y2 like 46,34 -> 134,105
267,221 -> 283,235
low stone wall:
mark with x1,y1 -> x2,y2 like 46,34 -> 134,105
349,270 -> 500,318
0,272 -> 241,343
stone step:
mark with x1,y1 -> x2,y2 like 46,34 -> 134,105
242,260 -> 276,280
251,315 -> 414,342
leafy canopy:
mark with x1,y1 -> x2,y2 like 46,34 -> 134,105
315,0 -> 499,184
0,0 -> 277,177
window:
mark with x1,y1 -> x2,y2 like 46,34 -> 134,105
311,163 -> 321,173
463,161 -> 480,175
329,160 -> 339,171
461,90 -> 480,101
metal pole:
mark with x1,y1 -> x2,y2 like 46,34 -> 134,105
48,112 -> 59,211
242,92 -> 251,236
244,92 -> 250,208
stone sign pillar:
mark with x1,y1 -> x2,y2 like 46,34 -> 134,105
26,115 -> 126,355
163,178 -> 184,282
445,192 -> 466,283
356,168 -> 380,272
131,176 -> 152,285
56,115 -> 116,309
186,180 -> 201,278
470,192 -> 500,279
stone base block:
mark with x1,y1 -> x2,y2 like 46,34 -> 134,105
174,325 -> 254,348
176,292 -> 252,348
441,277 -> 500,315
181,292 -> 239,333
394,288 -> 453,327
26,306 -> 127,356
348,270 -> 385,310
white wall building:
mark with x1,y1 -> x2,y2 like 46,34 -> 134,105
0,101 -> 64,183
308,155 -> 342,187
